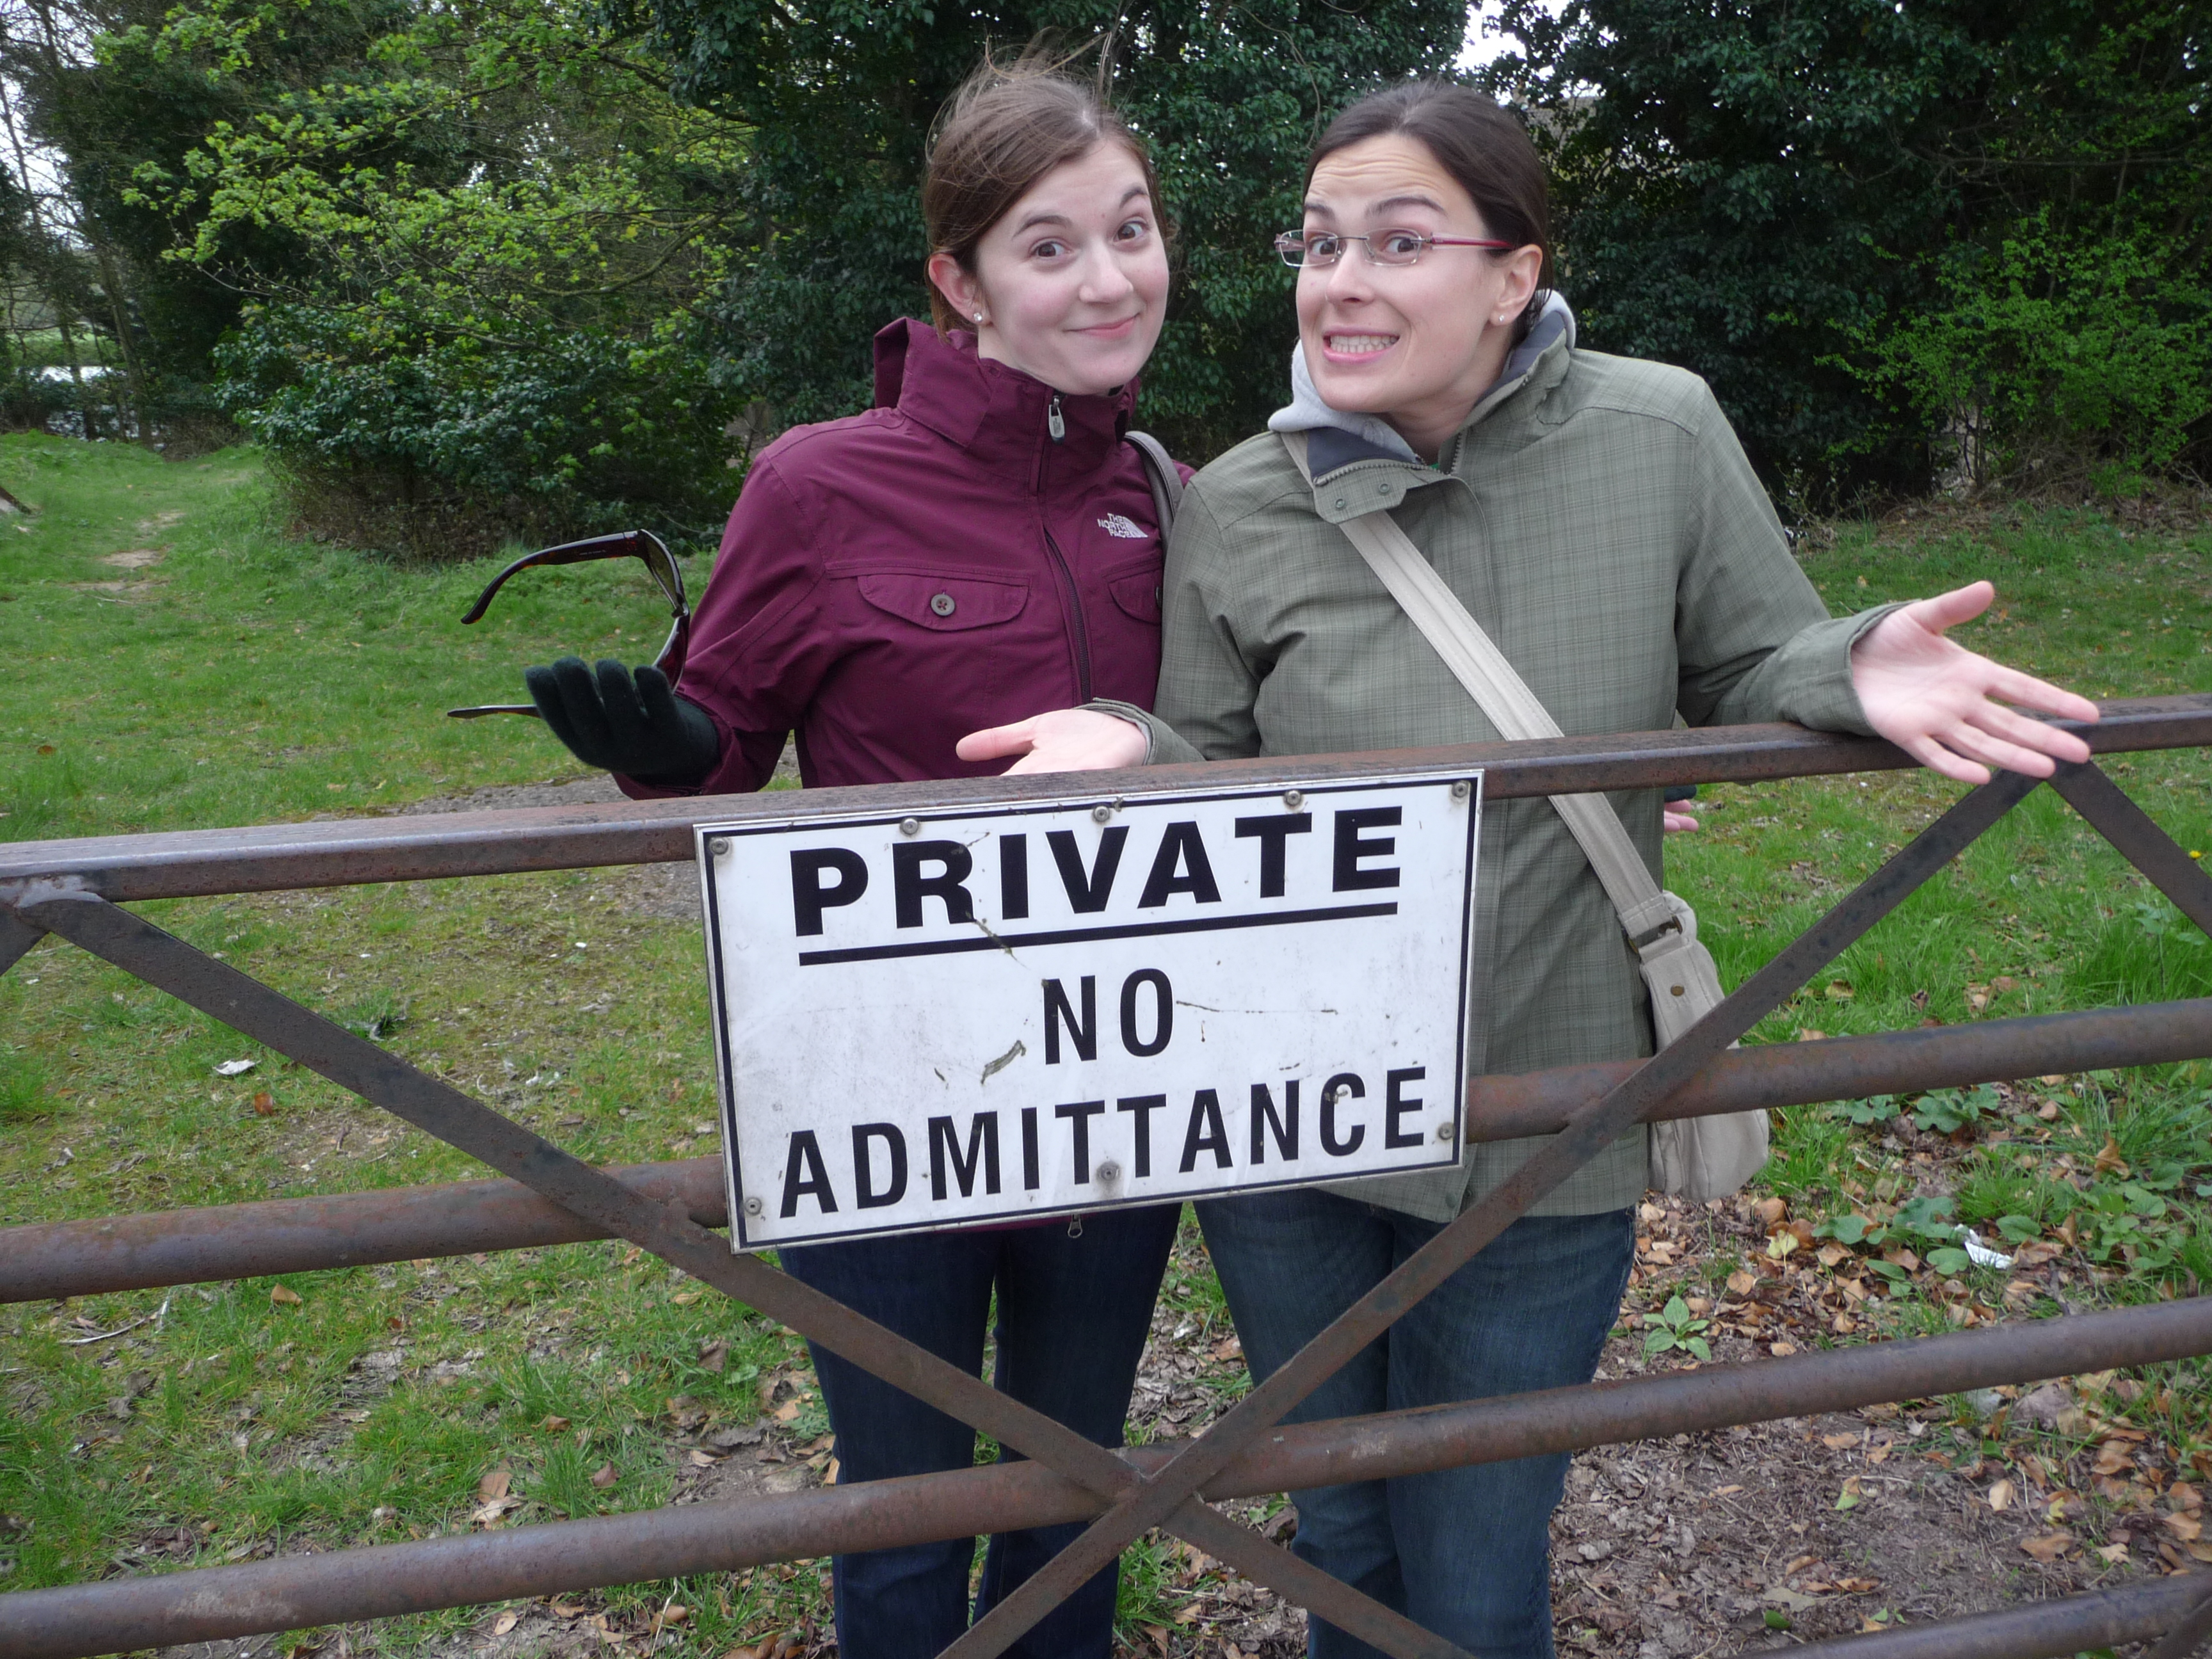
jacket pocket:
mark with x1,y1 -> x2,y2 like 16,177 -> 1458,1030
1107,570 -> 1162,625
855,572 -> 1029,632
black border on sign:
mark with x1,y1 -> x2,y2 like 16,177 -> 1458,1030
698,772 -> 1482,1251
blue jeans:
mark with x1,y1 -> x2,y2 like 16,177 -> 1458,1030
1196,1191 -> 1635,1659
779,1205 -> 1178,1659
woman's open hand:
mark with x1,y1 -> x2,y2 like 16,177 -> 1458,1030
1850,581 -> 2099,784
956,708 -> 1148,774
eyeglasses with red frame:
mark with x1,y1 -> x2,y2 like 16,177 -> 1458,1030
446,529 -> 691,719
1274,229 -> 1515,268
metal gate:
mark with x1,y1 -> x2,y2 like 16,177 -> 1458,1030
3,698 -> 2210,1659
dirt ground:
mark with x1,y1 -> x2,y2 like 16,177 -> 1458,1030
140,774 -> 2204,1659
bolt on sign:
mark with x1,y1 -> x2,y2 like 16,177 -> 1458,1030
699,773 -> 1480,1248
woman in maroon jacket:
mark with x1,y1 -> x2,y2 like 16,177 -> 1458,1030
522,60 -> 1183,1659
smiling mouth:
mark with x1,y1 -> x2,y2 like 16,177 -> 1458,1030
1076,315 -> 1141,337
1325,333 -> 1399,357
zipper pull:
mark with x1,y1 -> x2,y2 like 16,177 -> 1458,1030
1047,393 -> 1065,443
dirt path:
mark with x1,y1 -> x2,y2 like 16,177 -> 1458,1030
378,755 -> 799,922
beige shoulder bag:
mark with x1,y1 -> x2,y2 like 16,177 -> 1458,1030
1283,433 -> 1766,1201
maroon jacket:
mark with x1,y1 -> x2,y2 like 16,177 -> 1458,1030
621,317 -> 1174,799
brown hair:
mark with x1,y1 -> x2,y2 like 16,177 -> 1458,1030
922,47 -> 1165,335
1308,81 -> 1553,339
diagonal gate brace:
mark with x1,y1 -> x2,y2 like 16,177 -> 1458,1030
2048,758 -> 2212,937
1,878 -> 1458,1659
940,769 -> 2044,1659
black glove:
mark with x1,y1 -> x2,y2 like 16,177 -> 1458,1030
524,657 -> 721,787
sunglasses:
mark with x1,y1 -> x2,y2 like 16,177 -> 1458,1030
446,529 -> 692,719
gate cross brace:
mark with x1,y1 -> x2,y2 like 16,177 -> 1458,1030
0,879 -> 1465,1659
943,753 -> 2212,1659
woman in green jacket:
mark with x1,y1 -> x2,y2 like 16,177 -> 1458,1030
961,81 -> 2094,1659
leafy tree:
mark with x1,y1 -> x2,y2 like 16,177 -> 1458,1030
133,0 -> 751,551
1484,0 -> 2212,497
3,0 -> 435,431
630,0 -> 1470,458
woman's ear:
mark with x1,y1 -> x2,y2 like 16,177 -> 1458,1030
1495,245 -> 1544,326
927,252 -> 988,328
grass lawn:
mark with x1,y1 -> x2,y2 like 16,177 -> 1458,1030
1,433 -> 2210,1655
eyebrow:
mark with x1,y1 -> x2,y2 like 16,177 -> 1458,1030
1301,191 -> 1450,220
1011,186 -> 1150,237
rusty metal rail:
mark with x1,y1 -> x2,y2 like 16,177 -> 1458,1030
0,696 -> 2204,908
4,700 -> 2212,1659
3,1295 -> 2209,1659
7,998 -> 2211,1306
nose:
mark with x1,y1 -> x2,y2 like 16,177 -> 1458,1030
1320,249 -> 1374,307
1077,243 -> 1137,306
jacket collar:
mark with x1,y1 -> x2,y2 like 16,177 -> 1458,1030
871,317 -> 1133,485
1267,295 -> 1577,509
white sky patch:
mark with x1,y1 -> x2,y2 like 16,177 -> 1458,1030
1455,1 -> 1566,70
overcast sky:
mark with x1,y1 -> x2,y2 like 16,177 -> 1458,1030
1457,1 -> 1564,70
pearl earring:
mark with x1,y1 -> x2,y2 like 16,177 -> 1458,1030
974,312 -> 985,324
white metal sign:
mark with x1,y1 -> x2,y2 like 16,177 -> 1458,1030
700,773 -> 1480,1249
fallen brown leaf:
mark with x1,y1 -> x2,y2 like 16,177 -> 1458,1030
1770,1340 -> 1799,1358
589,1463 -> 618,1489
699,1340 -> 730,1373
1753,1196 -> 1788,1228
2093,1441 -> 2134,1477
470,1495 -> 524,1527
252,1091 -> 275,1116
492,1611 -> 519,1637
477,1469 -> 512,1502
269,1284 -> 303,1307
2163,1512 -> 2204,1543
539,1415 -> 570,1432
1727,1269 -> 1758,1295
774,1400 -> 803,1423
2020,1532 -> 2074,1562
1822,1432 -> 1861,1451
2093,1138 -> 2129,1176
1988,1479 -> 2014,1512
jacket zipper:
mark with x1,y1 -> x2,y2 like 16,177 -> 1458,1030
1036,390 -> 1093,701
1043,524 -> 1094,703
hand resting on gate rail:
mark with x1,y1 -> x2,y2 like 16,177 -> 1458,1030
955,579 -> 2099,782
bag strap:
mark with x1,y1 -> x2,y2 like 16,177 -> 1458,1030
1281,431 -> 1679,949
1125,429 -> 1183,540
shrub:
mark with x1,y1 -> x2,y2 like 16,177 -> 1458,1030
1839,213 -> 2212,492
214,307 -> 741,558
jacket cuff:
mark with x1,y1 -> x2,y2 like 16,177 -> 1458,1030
1768,602 -> 1908,736
1082,700 -> 1203,765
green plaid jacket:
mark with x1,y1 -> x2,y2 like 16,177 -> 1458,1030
1103,334 -> 1893,1220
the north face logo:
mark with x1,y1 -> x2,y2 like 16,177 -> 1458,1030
1096,514 -> 1148,540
